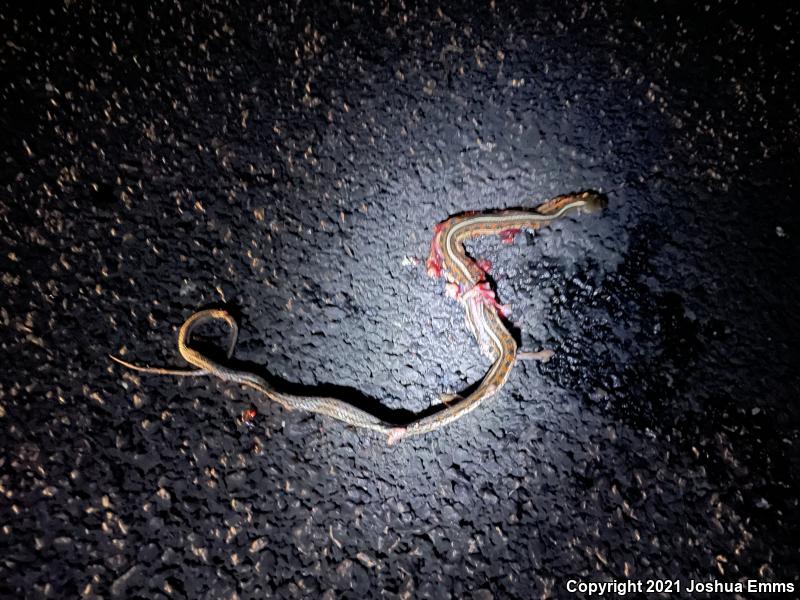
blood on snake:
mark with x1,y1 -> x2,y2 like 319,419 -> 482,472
111,191 -> 607,444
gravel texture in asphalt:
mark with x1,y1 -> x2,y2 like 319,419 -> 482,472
1,1 -> 799,598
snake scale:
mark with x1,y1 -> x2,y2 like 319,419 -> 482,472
111,191 -> 606,443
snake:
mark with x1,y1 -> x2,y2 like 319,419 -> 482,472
110,310 -> 397,434
111,191 -> 606,444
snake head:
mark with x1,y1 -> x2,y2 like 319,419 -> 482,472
578,191 -> 608,214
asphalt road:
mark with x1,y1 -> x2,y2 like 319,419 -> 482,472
1,1 -> 798,598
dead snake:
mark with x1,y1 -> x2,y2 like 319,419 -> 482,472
111,191 -> 606,443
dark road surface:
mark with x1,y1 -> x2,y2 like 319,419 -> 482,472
1,1 -> 799,598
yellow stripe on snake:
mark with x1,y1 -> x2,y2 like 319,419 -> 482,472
111,191 -> 606,444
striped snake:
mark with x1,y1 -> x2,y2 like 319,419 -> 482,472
111,191 -> 606,444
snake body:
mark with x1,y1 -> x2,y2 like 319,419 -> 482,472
111,192 -> 606,443
393,191 -> 607,441
110,310 -> 396,434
